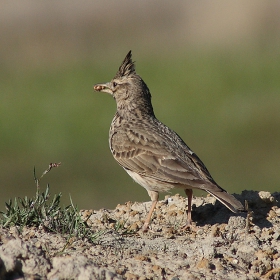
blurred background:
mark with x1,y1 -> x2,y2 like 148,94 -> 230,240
0,0 -> 279,211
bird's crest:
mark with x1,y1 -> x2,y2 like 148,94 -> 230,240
114,50 -> 136,79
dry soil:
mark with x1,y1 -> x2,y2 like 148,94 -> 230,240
0,190 -> 280,280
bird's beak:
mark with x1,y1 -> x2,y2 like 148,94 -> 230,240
93,82 -> 113,95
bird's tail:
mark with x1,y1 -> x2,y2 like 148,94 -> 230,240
206,188 -> 244,213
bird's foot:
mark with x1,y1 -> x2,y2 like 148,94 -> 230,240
141,222 -> 150,232
181,221 -> 198,232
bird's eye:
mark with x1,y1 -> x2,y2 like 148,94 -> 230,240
113,82 -> 118,87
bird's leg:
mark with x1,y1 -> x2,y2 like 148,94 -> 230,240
181,189 -> 195,230
142,190 -> 159,232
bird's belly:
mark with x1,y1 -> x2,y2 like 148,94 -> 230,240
125,168 -> 176,192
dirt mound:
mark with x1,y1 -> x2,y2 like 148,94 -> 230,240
1,190 -> 280,279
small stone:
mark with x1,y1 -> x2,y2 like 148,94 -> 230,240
167,197 -> 173,203
130,210 -> 138,217
177,210 -> 184,216
125,272 -> 139,280
273,231 -> 280,240
167,210 -> 177,217
196,258 -> 210,269
275,208 -> 280,216
152,264 -> 162,273
214,262 -> 224,271
168,204 -> 177,211
258,191 -> 274,203
268,209 -> 277,220
134,255 -> 149,261
129,222 -> 139,231
228,216 -> 246,229
211,224 -> 219,237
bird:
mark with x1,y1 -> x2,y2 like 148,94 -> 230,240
93,51 -> 244,232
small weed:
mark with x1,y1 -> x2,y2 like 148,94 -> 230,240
0,163 -> 103,243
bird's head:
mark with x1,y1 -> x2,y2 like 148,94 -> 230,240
94,51 -> 154,117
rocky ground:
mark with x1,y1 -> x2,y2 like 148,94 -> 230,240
0,190 -> 280,280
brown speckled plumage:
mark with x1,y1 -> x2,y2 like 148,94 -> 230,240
94,51 -> 244,231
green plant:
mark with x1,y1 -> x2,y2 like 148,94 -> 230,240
0,163 -> 103,243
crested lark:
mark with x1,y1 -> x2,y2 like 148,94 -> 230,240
94,51 -> 244,232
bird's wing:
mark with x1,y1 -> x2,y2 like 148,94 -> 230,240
110,125 -> 214,188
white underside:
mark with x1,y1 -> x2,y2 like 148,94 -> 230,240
125,168 -> 178,192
